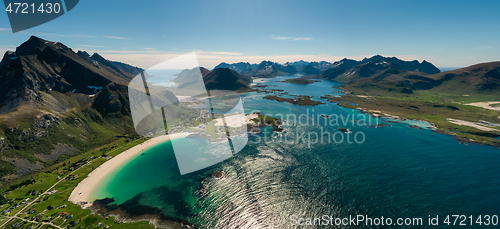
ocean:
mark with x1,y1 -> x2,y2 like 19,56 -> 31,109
91,76 -> 500,228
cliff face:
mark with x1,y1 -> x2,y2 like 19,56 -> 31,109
203,68 -> 252,91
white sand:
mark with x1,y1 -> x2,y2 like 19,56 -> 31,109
465,101 -> 500,111
214,113 -> 259,127
447,118 -> 498,132
68,132 -> 192,209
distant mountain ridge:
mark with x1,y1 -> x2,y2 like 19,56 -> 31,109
215,55 -> 500,96
214,55 -> 440,78
317,57 -> 500,96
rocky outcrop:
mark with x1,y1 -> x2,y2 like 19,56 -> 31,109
0,137 -> 10,152
33,114 -> 60,128
212,170 -> 226,178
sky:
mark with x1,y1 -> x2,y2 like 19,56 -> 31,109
1,0 -> 499,69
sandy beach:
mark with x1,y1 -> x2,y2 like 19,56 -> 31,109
214,112 -> 258,127
447,118 -> 498,132
68,132 -> 192,209
465,101 -> 500,111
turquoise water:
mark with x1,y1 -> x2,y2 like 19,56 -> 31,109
93,76 -> 500,228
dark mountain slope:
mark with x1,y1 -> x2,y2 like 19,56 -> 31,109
307,56 -> 444,95
427,61 -> 500,94
316,55 -> 441,82
203,68 -> 252,91
361,55 -> 441,74
174,67 -> 252,91
319,57 -> 500,96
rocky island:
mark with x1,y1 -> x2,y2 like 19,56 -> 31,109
280,78 -> 321,85
263,95 -> 325,106
246,112 -> 283,133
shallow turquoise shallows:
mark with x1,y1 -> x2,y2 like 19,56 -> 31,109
92,76 -> 500,228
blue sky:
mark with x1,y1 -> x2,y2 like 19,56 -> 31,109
1,0 -> 499,69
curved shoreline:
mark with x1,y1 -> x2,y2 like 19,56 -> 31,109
69,133 -> 192,209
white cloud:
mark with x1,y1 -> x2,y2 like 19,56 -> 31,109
293,37 -> 314,41
33,32 -> 96,38
0,45 -> 16,55
77,45 -> 104,48
270,35 -> 292,40
105,36 -> 129,40
92,50 -> 161,54
271,35 -> 314,41
96,50 -> 364,69
195,51 -> 244,56
476,46 -> 493,50
457,56 -> 478,59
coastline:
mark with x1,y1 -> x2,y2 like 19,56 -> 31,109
68,132 -> 192,209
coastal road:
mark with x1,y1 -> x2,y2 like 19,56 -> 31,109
0,161 -> 89,228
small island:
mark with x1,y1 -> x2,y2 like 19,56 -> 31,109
263,95 -> 325,106
281,78 -> 321,85
247,112 -> 283,132
338,127 -> 350,133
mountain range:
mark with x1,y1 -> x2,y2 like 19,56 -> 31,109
214,55 -> 441,78
313,55 -> 500,95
